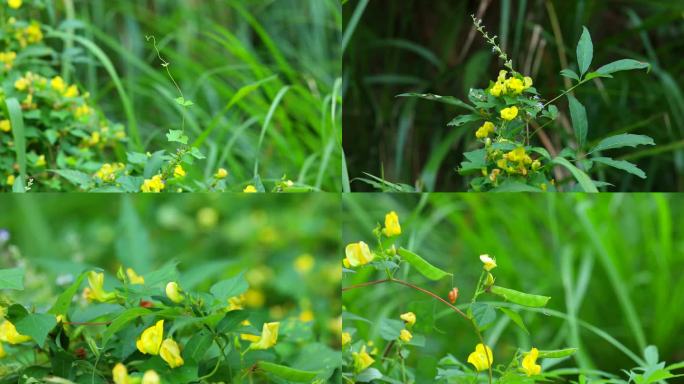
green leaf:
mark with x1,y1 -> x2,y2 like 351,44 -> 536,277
552,157 -> 598,193
471,303 -> 496,329
567,95 -> 588,149
53,169 -> 92,189
0,268 -> 25,290
256,361 -> 319,382
447,114 -> 482,127
116,198 -> 152,272
15,313 -> 57,346
175,97 -> 194,107
166,129 -> 189,145
596,59 -> 650,75
584,71 -> 613,80
489,285 -> 550,307
397,248 -> 451,280
216,310 -> 250,333
378,318 -> 404,341
356,368 -> 383,382
537,348 -> 578,359
576,26 -> 593,76
182,330 -> 213,362
591,157 -> 646,179
102,307 -> 152,345
210,272 -> 248,302
397,93 -> 476,112
498,307 -> 529,334
491,181 -> 543,193
49,271 -> 88,315
589,134 -> 655,154
560,69 -> 580,82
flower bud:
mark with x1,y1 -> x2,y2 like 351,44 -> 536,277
485,273 -> 495,288
165,282 -> 184,304
448,287 -> 459,304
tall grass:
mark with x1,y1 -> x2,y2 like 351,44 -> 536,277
342,193 -> 684,377
343,0 -> 684,191
56,0 -> 341,191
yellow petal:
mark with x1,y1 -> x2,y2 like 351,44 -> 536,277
136,320 -> 164,355
160,338 -> 184,368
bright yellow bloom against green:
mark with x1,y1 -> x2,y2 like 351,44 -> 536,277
0,342 -> 6,358
36,154 -> 46,167
243,185 -> 257,193
214,168 -> 228,179
475,121 -> 495,139
95,163 -> 125,182
352,345 -> 374,373
522,347 -> 542,376
165,282 -> 184,304
467,343 -> 493,371
84,271 -> 117,303
50,76 -> 66,93
342,332 -> 351,346
489,82 -> 504,97
399,329 -> 412,342
141,175 -> 165,193
64,84 -> 79,98
160,338 -> 184,368
112,363 -> 130,384
142,370 -> 160,384
173,165 -> 186,179
8,0 -> 22,9
0,320 -> 31,344
6,175 -> 15,186
505,77 -> 525,94
136,320 -> 164,355
344,241 -> 374,267
400,312 -> 416,326
126,268 -> 145,285
479,254 -> 497,271
249,322 -> 280,350
0,51 -> 16,70
523,76 -> 533,89
0,120 -> 10,133
500,106 -> 519,121
382,211 -> 402,237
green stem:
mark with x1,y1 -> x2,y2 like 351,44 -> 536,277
542,79 -> 589,109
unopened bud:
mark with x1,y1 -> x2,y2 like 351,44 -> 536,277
116,265 -> 126,283
448,287 -> 459,304
485,273 -> 495,287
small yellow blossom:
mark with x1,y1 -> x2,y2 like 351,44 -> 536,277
479,254 -> 497,271
227,295 -> 244,311
344,241 -> 374,267
475,121 -> 495,139
173,165 -> 186,179
160,338 -> 184,368
0,320 -> 31,344
6,175 -> 15,186
400,312 -> 416,327
382,211 -> 401,237
248,322 -> 280,350
467,343 -> 493,372
84,271 -> 117,303
352,345 -> 375,373
490,82 -> 504,97
500,106 -> 519,121
245,289 -> 265,307
50,76 -> 66,93
64,85 -> 79,98
497,70 -> 507,83
112,363 -> 130,384
165,282 -> 184,304
0,120 -> 10,133
35,154 -> 46,167
294,253 -> 315,274
342,332 -> 351,346
126,268 -> 145,285
523,76 -> 533,89
243,185 -> 257,193
299,310 -> 314,323
0,51 -> 16,70
75,104 -> 92,118
142,370 -> 160,384
8,0 -> 22,9
521,347 -> 542,376
95,163 -> 124,182
505,77 -> 525,95
137,320 -> 164,355
14,77 -> 28,91
399,329 -> 413,342
141,175 -> 165,193
214,168 -> 228,179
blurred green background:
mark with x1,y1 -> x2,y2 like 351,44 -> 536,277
342,193 -> 684,380
0,194 -> 342,351
46,0 -> 342,190
343,0 -> 684,192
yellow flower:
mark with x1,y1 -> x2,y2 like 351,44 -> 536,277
141,175 -> 165,193
227,295 -> 244,311
399,329 -> 412,342
294,253 -> 315,274
475,121 -> 495,139
95,163 -> 124,182
75,104 -> 91,118
126,268 -> 145,285
112,363 -> 130,384
173,164 -> 186,179
6,175 -> 15,186
0,51 -> 16,70
352,345 -> 375,373
248,322 -> 280,350
382,211 -> 401,237
523,76 -> 533,89
500,106 -> 519,121
142,370 -> 160,384
497,70 -> 507,83
8,0 -> 21,9
35,154 -> 46,167
522,347 -> 542,376
14,77 -> 28,91
505,77 -> 525,95
84,271 -> 117,303
0,320 -> 31,344
0,342 -> 6,358
243,185 -> 257,193
0,120 -> 10,133
214,168 -> 228,179
400,312 -> 416,326
299,310 -> 314,323
50,76 -> 66,93
165,282 -> 184,304
489,82 -> 504,97
342,332 -> 351,346
467,343 -> 493,372
136,320 -> 164,355
344,241 -> 374,267
160,338 -> 184,368
64,85 -> 79,98
479,254 -> 497,271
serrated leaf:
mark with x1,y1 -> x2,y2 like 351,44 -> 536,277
166,129 -> 189,144
560,69 -> 580,82
596,59 -> 650,75
591,157 -> 646,179
552,157 -> 598,193
567,95 -> 588,149
589,134 -> 655,154
0,268 -> 25,290
576,26 -> 593,76
397,248 -> 451,280
498,307 -> 529,334
257,361 -> 319,382
15,313 -> 57,347
489,285 -> 550,307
